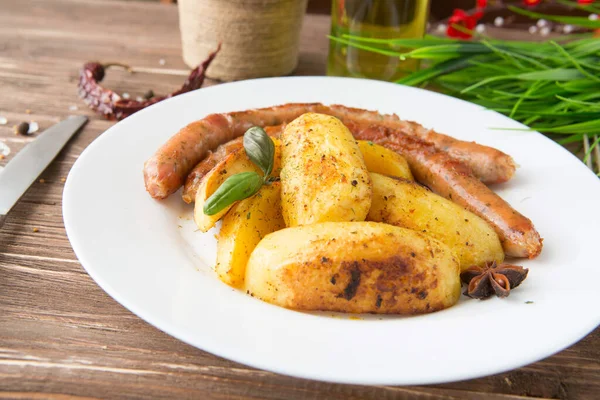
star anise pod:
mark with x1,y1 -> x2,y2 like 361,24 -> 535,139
461,262 -> 528,299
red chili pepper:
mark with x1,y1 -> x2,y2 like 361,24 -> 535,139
578,0 -> 594,4
477,0 -> 487,9
523,0 -> 542,6
447,9 -> 482,39
78,45 -> 221,121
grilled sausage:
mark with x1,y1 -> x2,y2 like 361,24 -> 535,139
328,104 -> 516,184
181,126 -> 284,203
343,121 -> 542,259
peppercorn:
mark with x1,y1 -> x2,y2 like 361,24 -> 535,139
143,90 -> 155,100
15,122 -> 29,135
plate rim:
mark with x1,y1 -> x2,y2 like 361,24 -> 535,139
63,76 -> 600,386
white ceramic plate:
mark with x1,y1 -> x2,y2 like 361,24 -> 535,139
63,77 -> 600,385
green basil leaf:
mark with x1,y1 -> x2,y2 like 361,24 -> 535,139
243,126 -> 275,179
203,172 -> 263,215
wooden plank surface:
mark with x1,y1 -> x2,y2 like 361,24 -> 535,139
0,1 -> 598,399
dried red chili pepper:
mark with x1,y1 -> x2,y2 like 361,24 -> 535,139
78,45 -> 221,121
523,0 -> 542,6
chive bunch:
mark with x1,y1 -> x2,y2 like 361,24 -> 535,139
329,7 -> 600,173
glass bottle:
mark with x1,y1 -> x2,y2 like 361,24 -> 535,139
327,0 -> 430,81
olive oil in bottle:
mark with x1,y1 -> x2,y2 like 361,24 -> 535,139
327,0 -> 430,81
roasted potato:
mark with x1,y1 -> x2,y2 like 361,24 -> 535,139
368,173 -> 504,270
216,182 -> 285,288
245,221 -> 461,314
280,113 -> 371,226
357,140 -> 413,180
194,139 -> 282,232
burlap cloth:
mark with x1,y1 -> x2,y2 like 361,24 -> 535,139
178,0 -> 309,81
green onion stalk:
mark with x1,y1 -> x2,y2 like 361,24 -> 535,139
329,5 -> 600,174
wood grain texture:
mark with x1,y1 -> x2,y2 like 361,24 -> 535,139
0,1 -> 598,399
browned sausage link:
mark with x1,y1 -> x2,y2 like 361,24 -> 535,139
385,124 -> 515,184
181,125 -> 285,203
418,131 -> 517,185
181,137 -> 243,204
144,103 -> 515,198
343,121 -> 542,259
327,105 -> 516,184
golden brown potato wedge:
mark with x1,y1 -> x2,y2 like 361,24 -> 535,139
216,182 -> 285,288
245,221 -> 461,314
280,113 -> 372,226
357,140 -> 413,180
194,139 -> 282,232
368,173 -> 504,270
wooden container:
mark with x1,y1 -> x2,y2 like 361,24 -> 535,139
178,0 -> 309,81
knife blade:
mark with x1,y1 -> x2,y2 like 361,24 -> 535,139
0,115 -> 88,228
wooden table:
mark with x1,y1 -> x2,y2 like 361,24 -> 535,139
1,1 -> 598,399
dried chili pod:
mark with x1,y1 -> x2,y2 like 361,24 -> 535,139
77,44 -> 221,121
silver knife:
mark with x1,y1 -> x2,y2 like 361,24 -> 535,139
0,115 -> 88,228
